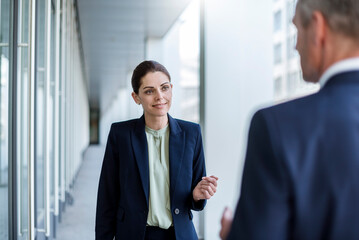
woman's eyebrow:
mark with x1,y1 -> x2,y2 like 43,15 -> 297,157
142,86 -> 154,90
143,82 -> 170,89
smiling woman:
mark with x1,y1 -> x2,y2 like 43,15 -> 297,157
95,60 -> 218,240
131,64 -> 173,130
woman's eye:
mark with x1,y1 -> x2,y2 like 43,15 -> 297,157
145,90 -> 153,94
162,86 -> 169,91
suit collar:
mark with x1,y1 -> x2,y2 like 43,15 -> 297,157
167,114 -> 185,205
168,114 -> 181,135
319,57 -> 359,88
322,70 -> 359,89
132,115 -> 149,204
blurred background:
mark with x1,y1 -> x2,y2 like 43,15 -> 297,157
1,0 -> 319,239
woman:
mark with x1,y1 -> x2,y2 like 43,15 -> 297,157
96,60 -> 218,240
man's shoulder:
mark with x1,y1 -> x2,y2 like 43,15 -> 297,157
261,91 -> 321,116
252,91 -> 324,128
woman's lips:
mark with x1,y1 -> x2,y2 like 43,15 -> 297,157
152,103 -> 167,108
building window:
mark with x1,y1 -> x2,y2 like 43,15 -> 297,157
274,43 -> 282,64
287,71 -> 299,94
0,0 -> 10,238
287,34 -> 297,59
287,0 -> 296,25
274,10 -> 282,32
274,76 -> 283,97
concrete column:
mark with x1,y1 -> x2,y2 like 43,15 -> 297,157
203,0 -> 274,238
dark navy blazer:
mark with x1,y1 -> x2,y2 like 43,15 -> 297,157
228,71 -> 359,240
95,114 -> 206,240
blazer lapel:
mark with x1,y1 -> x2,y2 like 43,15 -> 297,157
131,115 -> 149,204
168,115 -> 185,205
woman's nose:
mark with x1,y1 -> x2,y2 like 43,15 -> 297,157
155,90 -> 163,99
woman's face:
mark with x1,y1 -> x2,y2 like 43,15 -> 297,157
132,71 -> 173,119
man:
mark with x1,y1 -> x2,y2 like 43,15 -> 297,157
220,0 -> 359,239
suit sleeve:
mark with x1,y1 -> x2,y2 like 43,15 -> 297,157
227,110 -> 291,240
95,124 -> 120,240
190,124 -> 207,211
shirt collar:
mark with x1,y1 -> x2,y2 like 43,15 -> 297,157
145,124 -> 169,137
319,57 -> 359,88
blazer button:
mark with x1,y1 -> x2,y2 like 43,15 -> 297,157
174,208 -> 180,215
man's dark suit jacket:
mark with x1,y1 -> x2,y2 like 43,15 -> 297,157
95,114 -> 206,240
227,71 -> 359,240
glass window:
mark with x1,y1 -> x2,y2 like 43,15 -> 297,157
274,76 -> 283,97
178,1 -> 200,123
0,0 -> 10,238
34,0 -> 49,234
272,0 -> 319,101
287,71 -> 299,94
274,10 -> 282,32
287,34 -> 297,59
274,43 -> 282,64
34,0 -> 56,236
17,0 -> 30,239
163,0 -> 200,123
287,0 -> 296,25
50,0 -> 56,220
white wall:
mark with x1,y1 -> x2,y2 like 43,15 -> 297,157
146,37 -> 164,63
99,73 -> 142,145
162,23 -> 183,119
203,0 -> 274,239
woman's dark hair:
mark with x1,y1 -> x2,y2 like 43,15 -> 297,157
131,60 -> 171,94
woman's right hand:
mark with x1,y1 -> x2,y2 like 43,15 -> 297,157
192,175 -> 218,201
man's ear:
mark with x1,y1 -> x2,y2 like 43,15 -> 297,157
310,11 -> 327,47
131,92 -> 141,105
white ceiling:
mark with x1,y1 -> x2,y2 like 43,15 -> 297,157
77,0 -> 193,111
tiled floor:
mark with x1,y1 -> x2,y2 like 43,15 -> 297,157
56,145 -> 105,240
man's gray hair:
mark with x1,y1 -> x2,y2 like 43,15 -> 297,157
297,0 -> 359,38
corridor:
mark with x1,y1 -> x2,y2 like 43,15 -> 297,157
56,146 -> 105,240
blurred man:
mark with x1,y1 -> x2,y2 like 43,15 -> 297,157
220,0 -> 359,239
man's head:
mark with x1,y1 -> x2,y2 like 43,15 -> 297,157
293,0 -> 359,83
297,0 -> 359,38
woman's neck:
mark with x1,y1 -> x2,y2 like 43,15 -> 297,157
144,114 -> 168,130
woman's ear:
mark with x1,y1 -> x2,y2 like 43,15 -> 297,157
131,92 -> 141,105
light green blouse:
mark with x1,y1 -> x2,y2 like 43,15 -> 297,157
145,124 -> 173,229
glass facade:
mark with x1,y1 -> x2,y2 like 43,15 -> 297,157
17,0 -> 30,238
162,0 -> 201,123
3,0 -> 89,239
35,0 -> 47,234
0,0 -> 10,238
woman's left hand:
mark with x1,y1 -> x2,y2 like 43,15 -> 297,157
193,175 -> 218,201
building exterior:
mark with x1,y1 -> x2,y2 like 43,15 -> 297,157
273,0 -> 319,102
